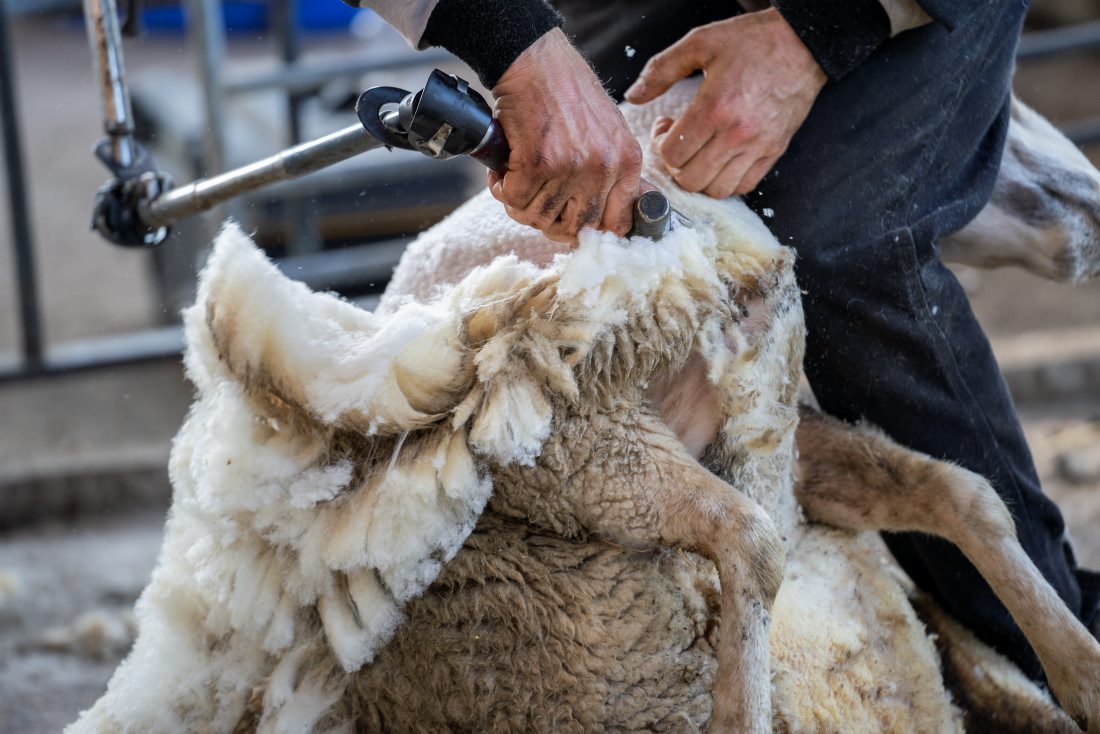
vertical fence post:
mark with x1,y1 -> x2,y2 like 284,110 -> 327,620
186,0 -> 229,178
274,0 -> 322,255
0,2 -> 44,370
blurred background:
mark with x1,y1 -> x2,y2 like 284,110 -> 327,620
0,1 -> 1098,731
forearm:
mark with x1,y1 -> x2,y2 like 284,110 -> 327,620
342,0 -> 564,89
771,0 -> 891,81
341,0 -> 440,49
421,0 -> 564,88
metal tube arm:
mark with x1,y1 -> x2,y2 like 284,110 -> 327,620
138,123 -> 384,230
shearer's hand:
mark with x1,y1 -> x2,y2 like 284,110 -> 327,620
624,9 -> 827,199
490,28 -> 644,243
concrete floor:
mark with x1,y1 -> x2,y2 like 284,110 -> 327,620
0,512 -> 162,734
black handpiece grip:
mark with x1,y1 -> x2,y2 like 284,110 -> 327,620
469,120 -> 509,176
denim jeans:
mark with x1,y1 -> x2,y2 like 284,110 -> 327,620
557,0 -> 1100,680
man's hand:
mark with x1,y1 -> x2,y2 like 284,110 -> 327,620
624,9 -> 827,199
490,28 -> 643,243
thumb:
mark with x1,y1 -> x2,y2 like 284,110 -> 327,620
624,39 -> 707,104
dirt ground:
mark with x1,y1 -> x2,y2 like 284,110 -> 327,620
1024,405 -> 1100,567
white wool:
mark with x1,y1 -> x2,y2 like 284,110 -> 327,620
0,570 -> 20,607
37,609 -> 136,660
469,377 -> 553,465
260,642 -> 349,733
318,590 -> 384,672
556,225 -> 704,308
378,197 -> 566,312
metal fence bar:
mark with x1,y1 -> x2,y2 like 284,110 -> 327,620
1018,20 -> 1100,61
139,123 -> 385,229
0,0 -> 43,370
222,49 -> 454,96
186,0 -> 229,177
0,241 -> 400,383
274,0 -> 304,146
274,0 -> 323,255
1063,118 -> 1100,147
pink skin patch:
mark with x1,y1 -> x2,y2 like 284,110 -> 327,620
647,294 -> 767,459
647,352 -> 724,459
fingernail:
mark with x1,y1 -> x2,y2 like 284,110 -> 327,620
624,81 -> 643,100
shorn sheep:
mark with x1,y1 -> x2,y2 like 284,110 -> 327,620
70,79 -> 1100,733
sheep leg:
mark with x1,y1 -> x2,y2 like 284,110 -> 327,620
564,414 -> 784,734
795,406 -> 1100,731
680,468 -> 784,734
941,97 -> 1100,283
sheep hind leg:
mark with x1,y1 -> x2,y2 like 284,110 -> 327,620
794,405 -> 1100,731
553,413 -> 785,734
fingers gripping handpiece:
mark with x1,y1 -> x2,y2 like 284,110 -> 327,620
356,70 -> 686,241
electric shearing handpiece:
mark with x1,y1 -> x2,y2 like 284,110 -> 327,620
356,69 -> 686,240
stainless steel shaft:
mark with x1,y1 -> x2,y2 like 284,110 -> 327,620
139,123 -> 385,229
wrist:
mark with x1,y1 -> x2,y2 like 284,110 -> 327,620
493,28 -> 573,98
770,0 -> 890,81
422,0 -> 564,89
759,8 -> 828,90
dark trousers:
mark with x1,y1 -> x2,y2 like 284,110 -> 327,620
556,0 -> 1099,679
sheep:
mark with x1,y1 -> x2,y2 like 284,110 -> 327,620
941,96 -> 1100,283
70,78 -> 1100,733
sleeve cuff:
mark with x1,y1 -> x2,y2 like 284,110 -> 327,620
422,0 -> 565,89
771,0 -> 892,81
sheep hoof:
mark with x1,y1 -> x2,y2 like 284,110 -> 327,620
1051,665 -> 1100,733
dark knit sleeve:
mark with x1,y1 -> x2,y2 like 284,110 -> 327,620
913,0 -> 982,31
770,0 -> 892,81
421,0 -> 565,89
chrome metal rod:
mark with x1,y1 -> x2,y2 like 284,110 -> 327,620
1018,20 -> 1100,61
222,50 -> 453,96
186,0 -> 229,176
1063,116 -> 1100,146
82,0 -> 137,169
139,123 -> 386,228
0,0 -> 44,367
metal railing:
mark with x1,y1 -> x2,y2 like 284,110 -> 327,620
0,0 -> 449,382
2,6 -> 1100,382
0,0 -> 44,374
1018,19 -> 1100,145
